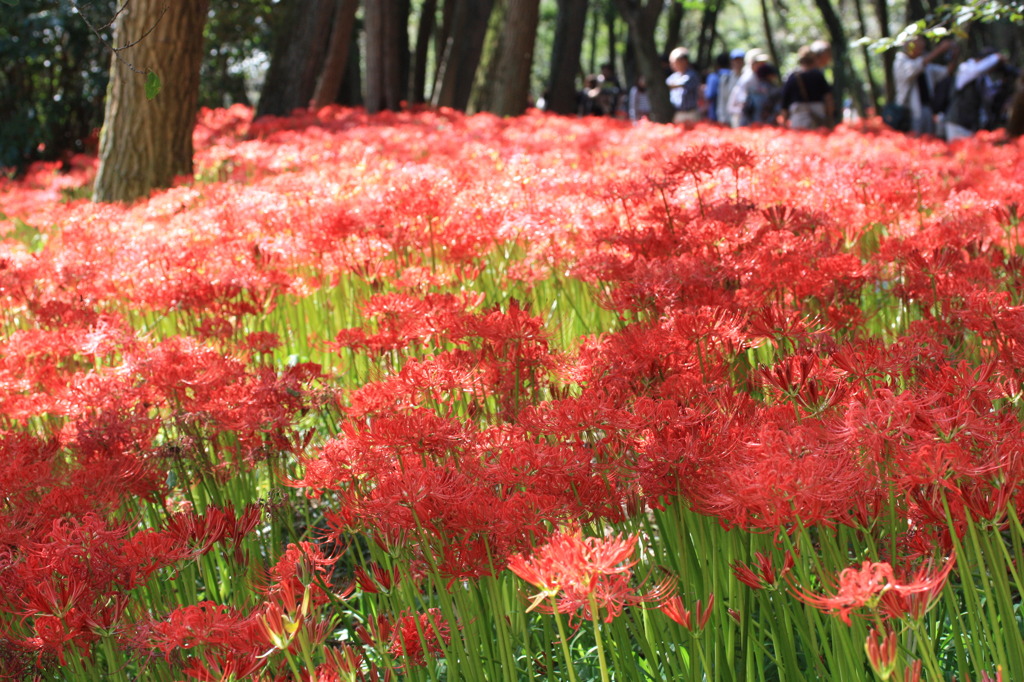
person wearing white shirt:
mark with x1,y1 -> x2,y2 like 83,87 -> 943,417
893,37 -> 954,136
946,48 -> 1005,141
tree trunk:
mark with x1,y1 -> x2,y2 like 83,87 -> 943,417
486,0 -> 541,116
365,0 -> 406,112
336,32 -> 363,106
256,0 -> 336,118
853,0 -> 880,111
813,0 -> 859,113
697,0 -> 723,69
410,0 -> 439,103
92,0 -> 208,203
546,0 -> 588,115
432,0 -> 496,110
312,0 -> 360,109
613,0 -> 671,123
664,1 -> 683,57
760,0 -> 780,69
872,0 -> 893,105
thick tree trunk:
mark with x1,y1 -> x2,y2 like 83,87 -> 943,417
256,0 -> 336,118
410,0 -> 439,103
431,0 -> 496,110
486,0 -> 541,115
365,0 -> 406,113
92,0 -> 208,203
545,0 -> 588,115
612,0 -> 671,123
312,0 -> 359,109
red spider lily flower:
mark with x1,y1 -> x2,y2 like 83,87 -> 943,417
794,555 -> 954,625
180,651 -> 266,682
731,551 -> 791,590
660,593 -> 714,631
145,602 -> 261,663
864,627 -> 898,680
386,608 -> 451,667
353,563 -> 401,594
508,530 -> 675,623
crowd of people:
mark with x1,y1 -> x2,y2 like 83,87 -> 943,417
570,38 -> 1022,141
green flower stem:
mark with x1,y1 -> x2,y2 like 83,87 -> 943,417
588,594 -> 611,682
550,597 -> 579,682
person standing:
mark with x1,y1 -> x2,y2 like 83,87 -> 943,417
893,36 -> 955,136
727,51 -> 769,127
704,52 -> 732,123
946,47 -> 1005,141
718,49 -> 746,128
628,75 -> 652,122
666,47 -> 702,124
782,46 -> 834,130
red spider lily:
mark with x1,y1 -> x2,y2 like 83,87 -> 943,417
368,608 -> 451,668
794,554 -> 954,625
660,593 -> 715,631
353,563 -> 401,594
508,530 -> 675,623
731,552 -> 791,590
864,627 -> 898,679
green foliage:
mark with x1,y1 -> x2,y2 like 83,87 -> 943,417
145,71 -> 161,100
0,0 -> 114,170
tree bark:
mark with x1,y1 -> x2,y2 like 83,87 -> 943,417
410,0 -> 439,103
760,0 -> 780,69
872,0 -> 893,105
431,0 -> 496,110
813,0 -> 860,113
256,0 -> 336,118
664,1 -> 684,57
312,0 -> 359,109
545,0 -> 588,115
486,0 -> 541,115
365,0 -> 406,113
612,0 -> 671,123
697,0 -> 723,70
92,0 -> 209,203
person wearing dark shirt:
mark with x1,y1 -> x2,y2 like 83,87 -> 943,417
782,46 -> 834,130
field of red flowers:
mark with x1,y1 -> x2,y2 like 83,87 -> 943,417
1,105 -> 1023,681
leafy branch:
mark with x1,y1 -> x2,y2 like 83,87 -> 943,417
69,0 -> 168,99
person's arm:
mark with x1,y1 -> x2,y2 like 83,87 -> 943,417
956,53 -> 1003,90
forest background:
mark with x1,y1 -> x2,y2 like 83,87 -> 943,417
2,0 -> 1022,189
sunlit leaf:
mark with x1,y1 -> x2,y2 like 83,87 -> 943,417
145,71 -> 161,100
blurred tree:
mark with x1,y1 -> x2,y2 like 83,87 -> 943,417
544,0 -> 588,115
92,0 -> 209,202
200,0 -> 278,109
484,0 -> 542,115
312,0 -> 360,108
365,0 -> 409,112
432,0 -> 496,109
0,1 -> 114,170
612,0 -> 673,123
256,0 -> 336,118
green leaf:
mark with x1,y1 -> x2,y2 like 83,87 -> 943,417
145,72 -> 161,100
0,0 -> 17,6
